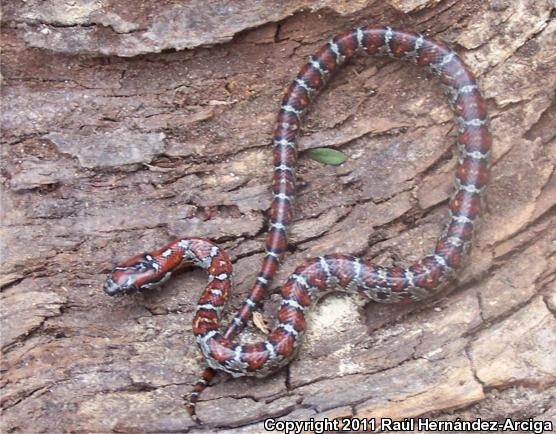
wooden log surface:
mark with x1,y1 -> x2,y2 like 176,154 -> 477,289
1,0 -> 555,432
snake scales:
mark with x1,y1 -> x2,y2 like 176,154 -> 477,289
103,26 -> 491,423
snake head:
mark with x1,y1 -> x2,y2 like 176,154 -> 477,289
103,253 -> 165,296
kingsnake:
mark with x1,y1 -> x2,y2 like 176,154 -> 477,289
103,26 -> 491,423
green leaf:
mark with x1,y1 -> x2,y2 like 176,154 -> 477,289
305,147 -> 347,165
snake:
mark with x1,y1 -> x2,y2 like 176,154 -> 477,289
103,26 -> 491,423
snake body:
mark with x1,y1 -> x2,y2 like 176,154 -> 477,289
103,26 -> 490,419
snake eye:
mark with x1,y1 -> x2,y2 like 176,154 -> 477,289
103,267 -> 140,295
133,255 -> 156,272
134,261 -> 149,273
103,254 -> 160,296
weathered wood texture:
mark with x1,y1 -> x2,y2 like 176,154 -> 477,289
1,0 -> 555,432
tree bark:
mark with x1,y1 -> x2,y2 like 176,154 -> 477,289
1,0 -> 555,432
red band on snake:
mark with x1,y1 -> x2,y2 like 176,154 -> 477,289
103,26 -> 491,423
